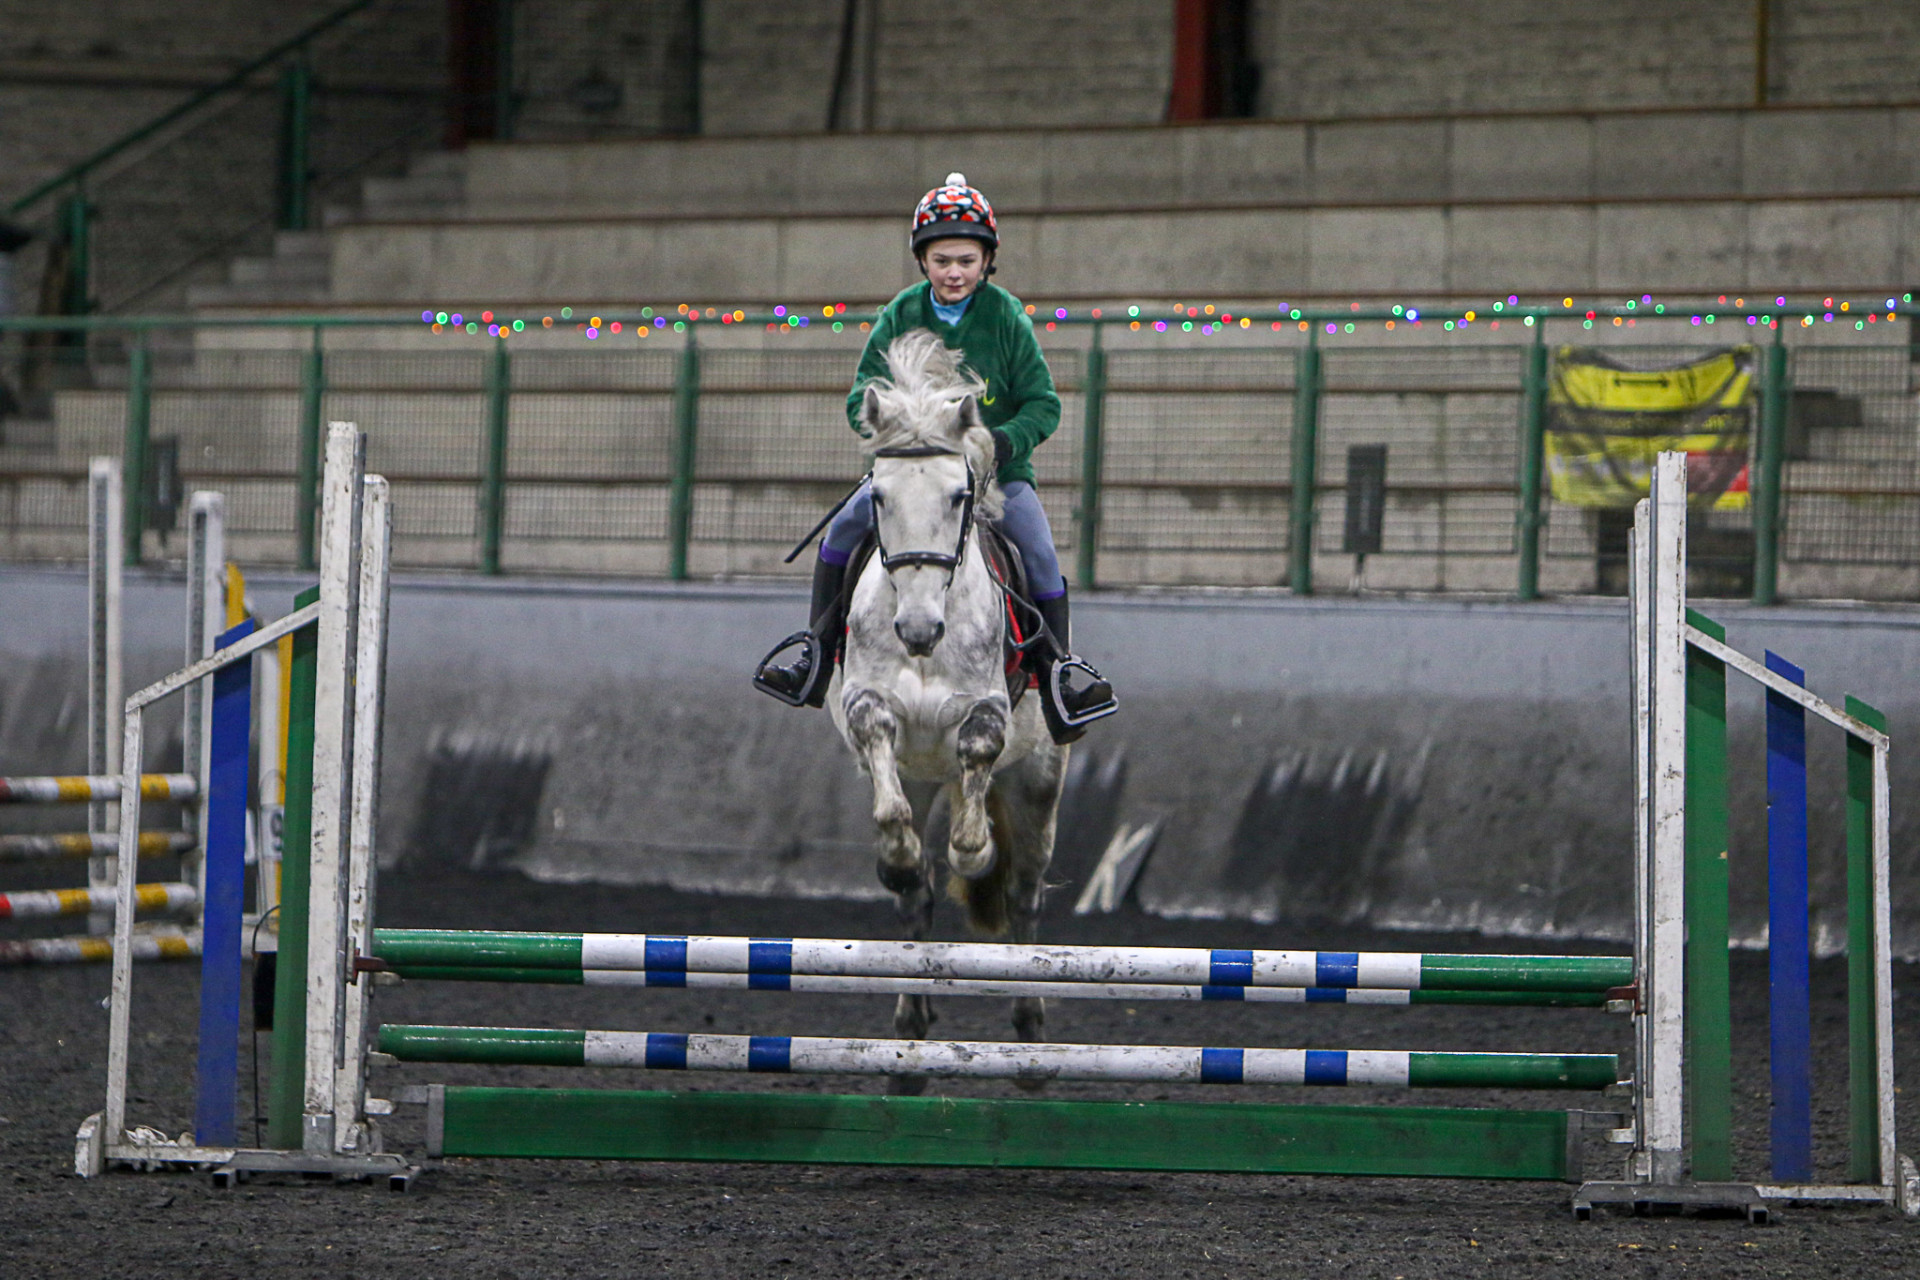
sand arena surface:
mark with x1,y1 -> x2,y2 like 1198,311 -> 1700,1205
4,869 -> 1916,1278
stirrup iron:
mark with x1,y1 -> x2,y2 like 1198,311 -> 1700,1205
752,631 -> 827,707
1044,655 -> 1117,737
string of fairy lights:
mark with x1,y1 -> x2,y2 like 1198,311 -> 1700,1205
418,293 -> 1913,341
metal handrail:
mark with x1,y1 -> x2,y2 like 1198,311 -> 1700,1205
5,0 -> 380,217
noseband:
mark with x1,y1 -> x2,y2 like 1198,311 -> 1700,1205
871,444 -> 977,583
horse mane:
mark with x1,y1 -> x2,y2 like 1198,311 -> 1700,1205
861,330 -> 1003,519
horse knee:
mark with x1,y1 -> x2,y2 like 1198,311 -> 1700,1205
957,701 -> 1007,770
845,688 -> 897,751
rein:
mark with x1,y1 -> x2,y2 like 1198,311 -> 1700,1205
871,444 -> 978,584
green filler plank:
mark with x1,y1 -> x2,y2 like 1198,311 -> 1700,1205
437,1087 -> 1576,1181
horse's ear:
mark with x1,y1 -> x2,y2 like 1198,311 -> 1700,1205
956,394 -> 982,430
861,385 -> 884,436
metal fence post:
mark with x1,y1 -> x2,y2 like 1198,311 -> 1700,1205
1075,328 -> 1107,591
60,189 -> 92,315
668,331 -> 700,580
296,328 -> 325,570
481,336 -> 511,574
1515,330 -> 1549,600
122,335 -> 151,566
277,52 -> 312,232
1288,335 -> 1321,595
1752,331 -> 1789,605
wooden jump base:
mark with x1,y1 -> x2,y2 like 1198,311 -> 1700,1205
74,437 -> 1913,1215
420,1088 -> 1591,1182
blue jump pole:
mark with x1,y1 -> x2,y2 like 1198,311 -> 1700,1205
1765,650 -> 1813,1183
193,619 -> 255,1147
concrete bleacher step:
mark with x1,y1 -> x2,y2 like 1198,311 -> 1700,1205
185,228 -> 338,309
359,150 -> 468,221
186,105 -> 1920,316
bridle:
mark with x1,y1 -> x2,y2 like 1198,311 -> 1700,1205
871,444 -> 977,586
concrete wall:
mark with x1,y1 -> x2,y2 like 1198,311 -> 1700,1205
1253,0 -> 1920,118
698,0 -> 1172,136
3,564 -> 1915,955
697,0 -> 1920,134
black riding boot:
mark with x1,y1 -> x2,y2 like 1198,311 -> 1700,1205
752,556 -> 848,707
1034,585 -> 1117,744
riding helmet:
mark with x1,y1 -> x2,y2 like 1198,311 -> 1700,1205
910,173 -> 998,255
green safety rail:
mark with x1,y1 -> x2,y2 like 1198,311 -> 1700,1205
0,302 -> 1817,596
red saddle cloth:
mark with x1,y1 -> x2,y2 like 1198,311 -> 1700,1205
981,525 -> 1041,696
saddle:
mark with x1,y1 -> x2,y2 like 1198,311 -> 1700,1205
826,523 -> 1050,709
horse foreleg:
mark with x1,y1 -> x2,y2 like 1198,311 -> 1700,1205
1000,747 -> 1067,1052
848,688 -> 936,1084
946,699 -> 1007,881
846,688 -> 919,883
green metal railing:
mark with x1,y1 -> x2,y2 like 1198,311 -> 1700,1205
0,305 -> 1886,597
7,0 -> 393,317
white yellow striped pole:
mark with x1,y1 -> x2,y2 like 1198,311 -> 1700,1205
0,774 -> 198,804
0,883 -> 197,920
0,832 -> 196,861
0,930 -> 199,968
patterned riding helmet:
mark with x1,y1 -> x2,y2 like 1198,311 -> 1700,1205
910,172 -> 998,254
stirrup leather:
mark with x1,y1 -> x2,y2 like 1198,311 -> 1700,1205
1046,655 -> 1117,728
752,630 -> 827,707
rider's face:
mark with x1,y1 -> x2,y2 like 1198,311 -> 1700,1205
921,240 -> 988,304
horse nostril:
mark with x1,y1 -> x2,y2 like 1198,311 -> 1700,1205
931,621 -> 945,643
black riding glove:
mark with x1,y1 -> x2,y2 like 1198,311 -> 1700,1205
990,429 -> 1012,475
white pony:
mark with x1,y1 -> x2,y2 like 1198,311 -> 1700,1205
828,331 -> 1069,1056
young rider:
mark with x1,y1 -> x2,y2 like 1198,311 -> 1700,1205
753,173 -> 1116,744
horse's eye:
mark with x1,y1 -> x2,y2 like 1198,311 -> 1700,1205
951,492 -> 968,507
871,491 -> 885,507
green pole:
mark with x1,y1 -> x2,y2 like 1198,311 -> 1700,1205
1684,607 -> 1733,1182
1515,332 -> 1549,601
494,0 -> 516,140
668,332 -> 700,580
266,589 -> 320,1150
277,53 -> 312,232
1075,328 -> 1106,591
295,328 -> 324,571
121,336 -> 151,566
481,336 -> 511,574
1288,336 -> 1321,595
60,190 -> 92,316
1752,332 -> 1789,605
1845,695 -> 1888,1182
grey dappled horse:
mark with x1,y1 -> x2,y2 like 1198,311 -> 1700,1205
826,331 -> 1069,1071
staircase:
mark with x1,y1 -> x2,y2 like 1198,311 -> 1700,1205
182,103 -> 1920,316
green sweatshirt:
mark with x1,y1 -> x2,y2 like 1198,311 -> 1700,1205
845,281 -> 1061,486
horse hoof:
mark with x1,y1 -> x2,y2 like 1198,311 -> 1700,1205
948,840 -> 997,881
1013,1075 -> 1050,1094
887,1074 -> 930,1097
875,857 -> 922,895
